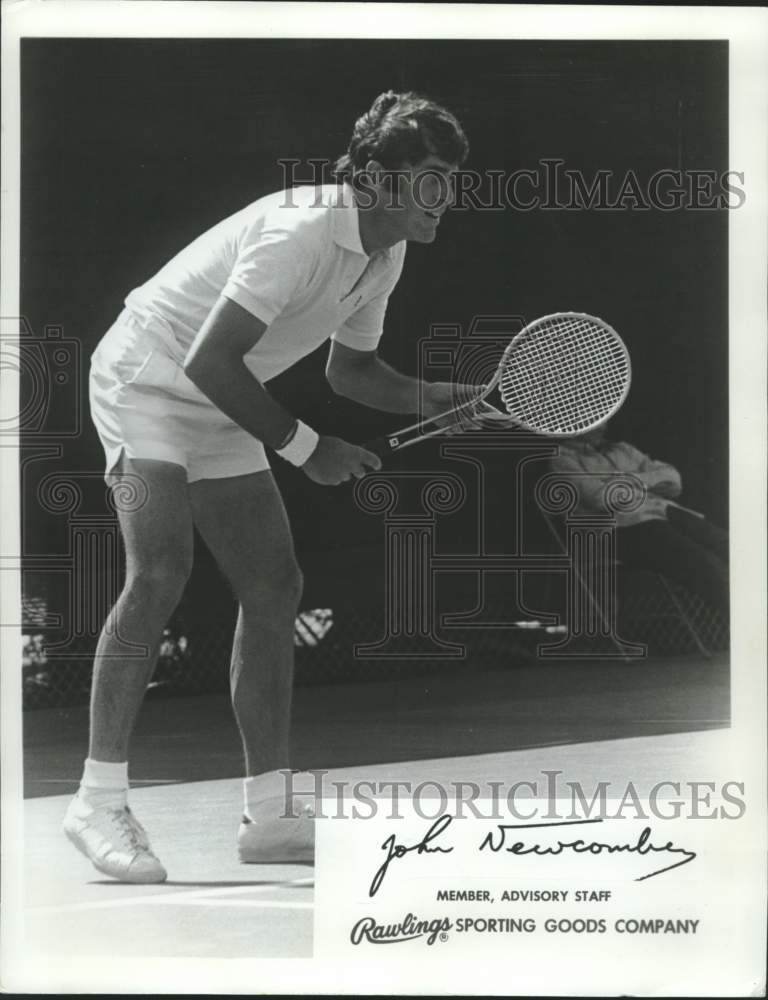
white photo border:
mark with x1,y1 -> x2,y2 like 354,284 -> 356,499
1,2 -> 766,994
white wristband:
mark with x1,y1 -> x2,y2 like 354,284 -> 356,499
276,420 -> 319,467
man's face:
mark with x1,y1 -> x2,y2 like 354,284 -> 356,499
387,156 -> 459,244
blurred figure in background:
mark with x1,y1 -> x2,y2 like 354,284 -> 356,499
549,425 -> 729,613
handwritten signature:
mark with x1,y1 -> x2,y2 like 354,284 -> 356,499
370,815 -> 454,897
369,816 -> 696,897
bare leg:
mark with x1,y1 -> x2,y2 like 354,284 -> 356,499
189,471 -> 302,777
89,458 -> 194,762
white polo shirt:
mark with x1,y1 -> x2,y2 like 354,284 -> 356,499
124,184 -> 406,382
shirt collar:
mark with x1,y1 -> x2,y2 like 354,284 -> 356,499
332,183 -> 395,261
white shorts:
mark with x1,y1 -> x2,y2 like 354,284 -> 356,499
89,310 -> 270,482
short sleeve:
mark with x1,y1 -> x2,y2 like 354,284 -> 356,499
331,245 -> 405,352
222,227 -> 310,325
331,288 -> 391,352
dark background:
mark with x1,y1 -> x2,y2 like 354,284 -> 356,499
20,38 -> 729,582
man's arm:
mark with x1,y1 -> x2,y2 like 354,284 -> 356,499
326,340 -> 467,419
549,450 -> 629,512
643,461 -> 682,498
184,296 -> 380,483
185,296 -> 296,448
619,444 -> 682,498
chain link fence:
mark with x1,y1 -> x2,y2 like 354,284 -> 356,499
21,567 -> 728,710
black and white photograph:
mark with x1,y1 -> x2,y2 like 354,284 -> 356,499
1,2 -> 766,994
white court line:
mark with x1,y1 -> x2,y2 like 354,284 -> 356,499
28,878 -> 314,915
175,878 -> 314,899
28,897 -> 313,915
150,899 -> 312,910
501,727 -> 729,753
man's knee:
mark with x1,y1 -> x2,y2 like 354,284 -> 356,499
126,555 -> 192,606
238,557 -> 304,611
268,557 -> 304,606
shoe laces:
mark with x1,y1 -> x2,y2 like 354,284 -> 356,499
124,806 -> 151,848
108,807 -> 145,852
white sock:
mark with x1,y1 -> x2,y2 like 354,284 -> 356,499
244,769 -> 317,821
79,758 -> 129,808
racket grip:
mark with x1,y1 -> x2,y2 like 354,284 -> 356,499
364,434 -> 400,459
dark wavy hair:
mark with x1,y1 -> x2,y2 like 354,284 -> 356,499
334,91 -> 469,186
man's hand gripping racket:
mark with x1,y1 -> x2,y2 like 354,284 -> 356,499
366,312 -> 632,458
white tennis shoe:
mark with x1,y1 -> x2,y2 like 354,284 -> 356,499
63,795 -> 168,883
238,794 -> 315,864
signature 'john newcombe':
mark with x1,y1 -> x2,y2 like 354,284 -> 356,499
369,816 -> 697,897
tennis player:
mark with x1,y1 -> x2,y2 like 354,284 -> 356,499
63,91 -> 470,882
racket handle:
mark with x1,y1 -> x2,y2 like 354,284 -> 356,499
365,419 -> 465,457
364,433 -> 402,458
365,402 -> 507,459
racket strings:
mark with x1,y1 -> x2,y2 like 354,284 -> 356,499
503,362 -> 624,430
499,315 -> 630,434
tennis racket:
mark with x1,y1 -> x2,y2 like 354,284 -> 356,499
366,312 -> 631,457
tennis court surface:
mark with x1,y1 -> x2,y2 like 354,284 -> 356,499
21,653 -> 729,959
